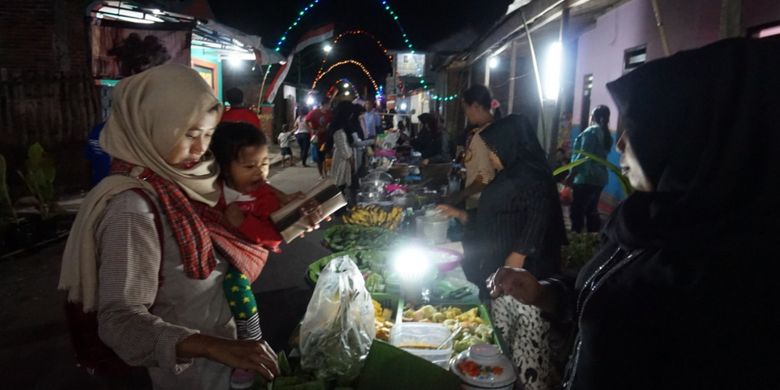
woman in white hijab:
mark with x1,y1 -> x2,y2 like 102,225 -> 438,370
59,64 -> 278,389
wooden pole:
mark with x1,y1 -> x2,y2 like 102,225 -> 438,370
650,0 -> 671,56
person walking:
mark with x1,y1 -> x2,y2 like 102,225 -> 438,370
568,105 -> 612,232
293,107 -> 312,167
326,101 -> 355,192
305,102 -> 332,178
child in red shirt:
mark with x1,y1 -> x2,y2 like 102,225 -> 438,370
210,121 -> 282,389
212,122 -> 283,252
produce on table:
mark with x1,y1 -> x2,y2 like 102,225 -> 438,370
342,205 -> 403,230
402,305 -> 494,353
372,299 -> 394,341
307,249 -> 390,293
322,224 -> 398,252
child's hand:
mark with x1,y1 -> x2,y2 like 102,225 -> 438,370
279,191 -> 305,206
225,203 -> 246,227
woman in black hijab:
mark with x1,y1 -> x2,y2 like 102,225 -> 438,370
439,113 -> 566,390
488,38 -> 780,389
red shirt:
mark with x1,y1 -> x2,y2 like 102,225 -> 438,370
304,109 -> 332,136
221,107 -> 261,129
219,183 -> 283,252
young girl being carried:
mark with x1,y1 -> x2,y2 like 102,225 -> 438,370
210,121 -> 285,389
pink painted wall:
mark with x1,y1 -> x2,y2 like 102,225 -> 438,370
572,0 -> 721,130
743,0 -> 780,31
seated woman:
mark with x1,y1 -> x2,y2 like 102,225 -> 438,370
488,38 -> 780,389
59,64 -> 278,389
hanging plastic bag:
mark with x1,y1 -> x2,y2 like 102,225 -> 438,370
300,255 -> 376,381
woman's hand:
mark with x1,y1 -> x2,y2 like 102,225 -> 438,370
487,267 -> 542,305
177,334 -> 279,381
436,204 -> 468,224
225,203 -> 245,228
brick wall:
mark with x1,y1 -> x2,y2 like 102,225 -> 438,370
0,0 -> 91,75
0,1 -> 96,194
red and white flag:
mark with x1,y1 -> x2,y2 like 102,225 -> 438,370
263,24 -> 334,103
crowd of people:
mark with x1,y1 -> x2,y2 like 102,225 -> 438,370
61,38 -> 778,390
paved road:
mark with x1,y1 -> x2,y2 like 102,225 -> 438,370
0,164 -> 331,389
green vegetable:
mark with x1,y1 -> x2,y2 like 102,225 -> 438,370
365,273 -> 385,293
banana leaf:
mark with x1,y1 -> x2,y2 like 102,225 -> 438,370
555,150 -> 633,196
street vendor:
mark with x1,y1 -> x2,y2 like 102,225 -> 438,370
59,64 -> 279,389
438,107 -> 566,390
487,39 -> 780,390
447,85 -> 499,209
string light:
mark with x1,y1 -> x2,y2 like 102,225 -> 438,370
274,0 -> 321,53
377,0 -> 428,90
430,93 -> 459,101
314,30 -> 392,83
328,78 -> 358,94
312,60 -> 378,92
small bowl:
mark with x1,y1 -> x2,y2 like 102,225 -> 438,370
450,344 -> 517,390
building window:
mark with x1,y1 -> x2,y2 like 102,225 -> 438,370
624,45 -> 647,72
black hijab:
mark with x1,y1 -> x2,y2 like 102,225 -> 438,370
605,38 -> 780,250
477,115 -> 560,229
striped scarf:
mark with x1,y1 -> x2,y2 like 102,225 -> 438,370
110,160 -> 268,281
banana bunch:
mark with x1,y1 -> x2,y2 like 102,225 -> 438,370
342,205 -> 403,230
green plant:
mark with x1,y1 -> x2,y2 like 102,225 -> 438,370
17,143 -> 58,219
562,231 -> 601,270
554,149 -> 633,196
0,153 -> 18,224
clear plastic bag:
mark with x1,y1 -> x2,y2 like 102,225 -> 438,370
300,255 -> 375,381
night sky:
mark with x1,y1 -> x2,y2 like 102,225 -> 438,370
210,0 -> 512,94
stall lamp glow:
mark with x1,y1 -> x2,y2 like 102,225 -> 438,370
228,55 -> 243,69
399,102 -> 408,111
488,56 -> 500,69
343,82 -> 350,88
306,96 -> 316,106
323,44 -> 332,53
543,41 -> 562,101
344,91 -> 351,96
392,246 -> 432,282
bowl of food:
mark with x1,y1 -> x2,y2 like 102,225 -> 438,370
451,344 -> 516,390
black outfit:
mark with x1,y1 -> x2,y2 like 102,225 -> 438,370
547,39 -> 779,389
411,127 -> 443,161
462,114 -> 566,295
295,133 -> 310,166
569,184 -> 601,232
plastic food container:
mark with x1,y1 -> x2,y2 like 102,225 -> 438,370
416,214 -> 449,245
389,322 -> 453,368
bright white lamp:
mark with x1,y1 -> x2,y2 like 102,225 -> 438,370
488,56 -> 500,69
543,41 -> 562,101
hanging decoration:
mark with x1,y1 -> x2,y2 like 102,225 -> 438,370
274,0 -> 322,52
312,60 -> 379,93
314,30 -> 392,81
430,93 -> 459,101
377,0 -> 428,90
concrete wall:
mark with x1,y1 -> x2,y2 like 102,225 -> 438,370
571,0 -> 722,204
743,0 -> 780,31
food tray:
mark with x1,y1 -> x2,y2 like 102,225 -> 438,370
397,300 -> 506,354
